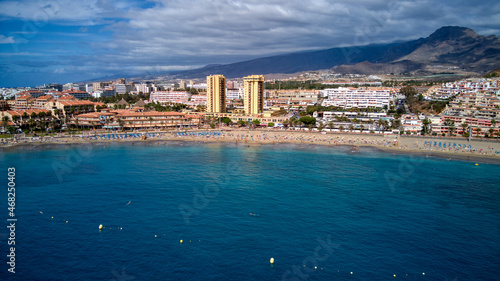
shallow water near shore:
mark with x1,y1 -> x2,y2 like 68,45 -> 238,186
1,142 -> 499,280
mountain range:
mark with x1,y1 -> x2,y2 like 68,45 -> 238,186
162,26 -> 499,79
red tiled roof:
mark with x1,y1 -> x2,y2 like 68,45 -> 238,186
58,100 -> 95,106
36,95 -> 54,100
6,109 -> 51,116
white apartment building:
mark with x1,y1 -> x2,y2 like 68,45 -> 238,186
150,91 -> 191,104
321,87 -> 396,108
136,83 -> 151,94
190,94 -> 207,105
226,88 -> 244,100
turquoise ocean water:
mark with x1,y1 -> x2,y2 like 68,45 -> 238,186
1,142 -> 499,280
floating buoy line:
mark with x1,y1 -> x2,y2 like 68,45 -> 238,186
38,211 -> 431,278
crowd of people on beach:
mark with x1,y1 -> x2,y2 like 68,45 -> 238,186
1,129 -> 499,157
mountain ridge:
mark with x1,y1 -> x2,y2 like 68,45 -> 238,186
162,26 -> 499,79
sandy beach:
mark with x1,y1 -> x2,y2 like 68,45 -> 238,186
2,129 -> 500,164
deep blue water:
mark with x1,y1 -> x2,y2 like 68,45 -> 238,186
1,142 -> 499,281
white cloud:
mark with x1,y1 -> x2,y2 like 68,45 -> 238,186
1,0 -> 499,86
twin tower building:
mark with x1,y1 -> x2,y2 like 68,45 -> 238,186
207,74 -> 265,115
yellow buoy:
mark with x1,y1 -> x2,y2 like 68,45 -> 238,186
270,257 -> 274,264
66,221 -> 68,223
120,227 -> 122,230
180,239 -> 183,243
423,273 -> 425,275
155,235 -> 157,238
475,163 -> 479,166
350,272 -> 353,275
99,224 -> 103,230
51,217 -> 53,219
393,274 -> 396,277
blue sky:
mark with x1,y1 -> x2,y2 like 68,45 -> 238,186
1,0 -> 499,88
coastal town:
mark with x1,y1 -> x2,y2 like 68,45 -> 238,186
2,0 -> 500,278
1,73 -> 500,158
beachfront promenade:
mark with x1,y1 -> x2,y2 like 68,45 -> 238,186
2,129 -> 500,160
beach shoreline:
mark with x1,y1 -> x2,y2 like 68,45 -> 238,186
2,129 -> 500,164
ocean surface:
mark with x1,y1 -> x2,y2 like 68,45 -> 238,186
1,142 -> 499,281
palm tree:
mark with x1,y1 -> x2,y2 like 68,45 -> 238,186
75,118 -> 79,131
339,125 -> 345,132
349,124 -> 354,132
422,118 -> 431,135
328,122 -> 334,130
448,125 -> 456,136
460,122 -> 469,135
360,125 -> 365,134
28,118 -> 36,133
283,119 -> 289,129
117,118 -> 124,131
148,117 -> 154,130
11,115 -> 20,124
2,116 -> 9,130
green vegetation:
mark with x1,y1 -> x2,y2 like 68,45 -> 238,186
401,85 -> 450,114
299,116 -> 316,126
484,68 -> 500,78
221,117 -> 232,125
305,105 -> 383,116
252,119 -> 261,126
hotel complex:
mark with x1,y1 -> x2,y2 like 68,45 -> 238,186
321,87 -> 397,109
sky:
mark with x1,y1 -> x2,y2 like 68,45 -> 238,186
0,0 -> 499,88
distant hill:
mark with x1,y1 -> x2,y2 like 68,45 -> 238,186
167,26 -> 499,79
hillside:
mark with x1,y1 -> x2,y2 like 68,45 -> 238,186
167,26 -> 499,79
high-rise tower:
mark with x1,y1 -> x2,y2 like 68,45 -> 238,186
243,75 -> 265,115
206,75 -> 226,113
